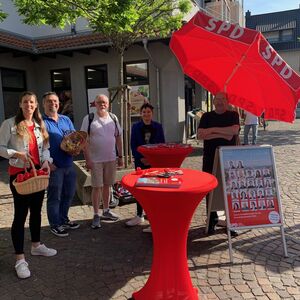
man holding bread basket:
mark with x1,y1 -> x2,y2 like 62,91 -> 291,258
43,92 -> 80,238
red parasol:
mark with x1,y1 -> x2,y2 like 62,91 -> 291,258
170,11 -> 300,122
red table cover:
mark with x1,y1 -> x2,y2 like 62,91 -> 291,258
137,143 -> 193,168
122,168 -> 218,299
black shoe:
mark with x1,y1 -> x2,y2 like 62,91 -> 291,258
230,230 -> 239,237
62,221 -> 80,230
207,217 -> 218,235
50,226 -> 69,237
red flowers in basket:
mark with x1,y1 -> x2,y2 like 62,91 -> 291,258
16,168 -> 49,183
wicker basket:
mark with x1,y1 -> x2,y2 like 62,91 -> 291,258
13,158 -> 49,195
60,130 -> 87,156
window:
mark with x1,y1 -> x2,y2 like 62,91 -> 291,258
124,61 -> 149,86
263,31 -> 279,43
51,69 -> 71,91
85,65 -> 108,89
50,69 -> 73,122
281,29 -> 293,42
84,64 -> 108,114
1,68 -> 26,119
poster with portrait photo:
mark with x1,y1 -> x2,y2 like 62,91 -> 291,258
232,201 -> 240,211
264,178 -> 272,188
250,201 -> 257,210
241,200 -> 249,211
231,191 -> 239,200
256,178 -> 264,188
258,199 -> 266,210
257,189 -> 265,199
236,168 -> 245,178
238,179 -> 246,189
220,146 -> 282,228
239,189 -> 248,200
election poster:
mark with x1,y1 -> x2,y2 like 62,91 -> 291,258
208,145 -> 288,262
221,146 -> 281,228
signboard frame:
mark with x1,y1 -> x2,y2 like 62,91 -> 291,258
206,145 -> 288,262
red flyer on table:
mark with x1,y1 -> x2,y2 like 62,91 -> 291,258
135,176 -> 182,188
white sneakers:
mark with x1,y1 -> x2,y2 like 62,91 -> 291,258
15,260 -> 31,279
15,244 -> 57,279
125,216 -> 145,227
31,244 -> 57,257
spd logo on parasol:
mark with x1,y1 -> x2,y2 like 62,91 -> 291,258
194,12 -> 257,45
260,37 -> 300,91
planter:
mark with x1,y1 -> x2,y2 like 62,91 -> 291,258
73,160 -> 134,205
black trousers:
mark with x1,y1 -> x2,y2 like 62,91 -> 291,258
9,174 -> 45,255
135,165 -> 150,218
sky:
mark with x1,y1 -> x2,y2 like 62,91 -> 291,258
244,0 -> 300,15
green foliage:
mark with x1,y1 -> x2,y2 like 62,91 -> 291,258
13,0 -> 192,51
0,3 -> 8,21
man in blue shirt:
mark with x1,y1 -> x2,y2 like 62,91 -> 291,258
43,92 -> 79,237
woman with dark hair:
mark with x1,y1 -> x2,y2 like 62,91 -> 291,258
126,103 -> 165,229
0,91 -> 56,279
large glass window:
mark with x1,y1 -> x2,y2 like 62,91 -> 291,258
1,68 -> 26,119
50,69 -> 73,122
84,64 -> 108,114
281,29 -> 293,42
263,31 -> 279,43
124,61 -> 149,86
85,65 -> 108,89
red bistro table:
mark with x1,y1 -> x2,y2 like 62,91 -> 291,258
122,168 -> 218,300
137,143 -> 193,168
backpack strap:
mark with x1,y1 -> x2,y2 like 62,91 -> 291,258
108,112 -> 120,137
88,112 -> 94,135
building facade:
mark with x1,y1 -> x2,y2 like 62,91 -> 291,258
0,1 -> 204,142
0,1 -> 245,141
246,7 -> 300,117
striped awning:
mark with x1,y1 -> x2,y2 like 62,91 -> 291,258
256,20 -> 296,32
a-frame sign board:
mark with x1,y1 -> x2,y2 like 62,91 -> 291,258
206,145 -> 288,263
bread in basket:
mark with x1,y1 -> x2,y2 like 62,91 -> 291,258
60,130 -> 87,156
13,158 -> 49,195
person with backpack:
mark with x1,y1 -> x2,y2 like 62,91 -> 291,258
80,94 -> 123,229
126,103 -> 165,229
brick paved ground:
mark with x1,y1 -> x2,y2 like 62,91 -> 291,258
0,120 -> 299,299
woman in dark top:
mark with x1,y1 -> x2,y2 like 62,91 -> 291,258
126,103 -> 165,227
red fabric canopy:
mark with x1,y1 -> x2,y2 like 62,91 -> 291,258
170,11 -> 300,122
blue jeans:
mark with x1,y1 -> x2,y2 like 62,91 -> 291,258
244,124 -> 258,145
47,165 -> 76,228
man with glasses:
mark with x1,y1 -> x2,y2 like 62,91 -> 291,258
43,92 -> 80,237
81,94 -> 123,229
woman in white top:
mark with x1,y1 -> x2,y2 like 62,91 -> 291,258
243,110 -> 259,145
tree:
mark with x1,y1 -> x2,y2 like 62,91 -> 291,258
0,3 -> 7,21
4,0 -> 192,167
12,0 -> 192,86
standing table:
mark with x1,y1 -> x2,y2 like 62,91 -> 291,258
137,143 -> 193,168
122,168 -> 218,300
